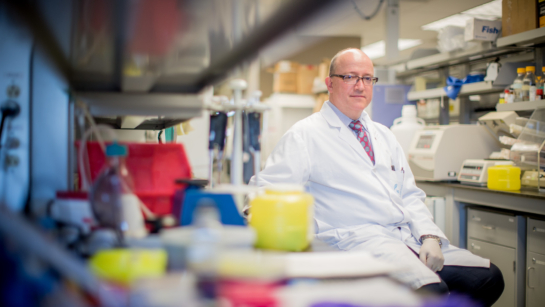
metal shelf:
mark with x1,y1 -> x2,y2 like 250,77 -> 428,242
496,100 -> 545,111
77,92 -> 202,130
407,81 -> 504,101
7,0 -> 337,94
396,43 -> 528,78
497,27 -> 545,47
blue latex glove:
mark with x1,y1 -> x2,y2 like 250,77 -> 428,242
443,74 -> 485,100
444,76 -> 464,100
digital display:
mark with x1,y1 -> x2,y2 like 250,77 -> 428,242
416,135 -> 435,149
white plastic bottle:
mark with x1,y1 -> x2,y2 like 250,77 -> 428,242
390,105 -> 425,159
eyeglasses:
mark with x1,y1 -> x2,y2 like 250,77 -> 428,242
330,74 -> 378,86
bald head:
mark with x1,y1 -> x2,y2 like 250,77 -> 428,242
329,48 -> 372,76
325,48 -> 375,120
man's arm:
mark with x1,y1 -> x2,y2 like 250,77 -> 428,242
395,142 -> 449,247
249,129 -> 311,187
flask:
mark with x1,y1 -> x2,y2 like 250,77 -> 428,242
89,142 -> 141,244
390,105 -> 425,159
512,67 -> 526,102
187,199 -> 222,299
522,66 -> 536,101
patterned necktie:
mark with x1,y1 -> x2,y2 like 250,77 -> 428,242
349,120 -> 375,165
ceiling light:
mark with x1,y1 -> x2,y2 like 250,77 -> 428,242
421,0 -> 502,32
361,39 -> 423,60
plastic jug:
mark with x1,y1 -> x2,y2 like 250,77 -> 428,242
249,184 -> 314,252
390,105 -> 425,159
487,164 -> 521,191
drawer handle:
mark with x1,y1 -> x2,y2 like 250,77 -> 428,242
528,267 -> 536,289
482,225 -> 495,230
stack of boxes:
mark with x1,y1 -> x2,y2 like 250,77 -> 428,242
272,61 -> 318,94
271,59 -> 330,112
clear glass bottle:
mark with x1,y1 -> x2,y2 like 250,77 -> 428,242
187,200 -> 222,299
522,66 -> 536,101
513,67 -> 526,102
539,67 -> 545,99
89,142 -> 135,244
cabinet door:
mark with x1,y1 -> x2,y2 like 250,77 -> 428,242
526,252 -> 545,307
468,238 -> 515,307
527,218 -> 545,255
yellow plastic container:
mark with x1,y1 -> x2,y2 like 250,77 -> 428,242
89,249 -> 167,286
487,165 -> 521,191
249,185 -> 314,252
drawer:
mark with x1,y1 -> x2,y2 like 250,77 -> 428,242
528,218 -> 545,255
467,208 -> 517,248
467,238 -> 515,307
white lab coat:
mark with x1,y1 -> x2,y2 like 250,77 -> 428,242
250,101 -> 489,288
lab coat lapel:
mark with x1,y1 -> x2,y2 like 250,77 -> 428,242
321,103 -> 373,165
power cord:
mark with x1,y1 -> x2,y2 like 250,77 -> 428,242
351,0 -> 385,21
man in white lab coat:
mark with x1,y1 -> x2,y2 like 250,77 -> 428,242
250,48 -> 504,306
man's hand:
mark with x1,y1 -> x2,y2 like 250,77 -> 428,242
419,239 -> 444,272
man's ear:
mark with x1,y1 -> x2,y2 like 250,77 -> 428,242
325,76 -> 333,92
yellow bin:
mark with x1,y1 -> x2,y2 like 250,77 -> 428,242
249,185 -> 314,251
487,165 -> 521,191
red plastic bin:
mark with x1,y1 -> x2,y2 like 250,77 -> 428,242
77,142 -> 192,216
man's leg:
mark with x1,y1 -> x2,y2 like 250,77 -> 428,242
437,263 -> 504,307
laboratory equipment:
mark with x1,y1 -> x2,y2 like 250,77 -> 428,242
513,67 -> 526,102
246,91 -> 265,185
487,164 -> 521,191
408,125 -> 501,181
208,108 -> 228,188
88,248 -> 167,286
390,105 -> 425,159
458,159 -> 497,186
180,190 -> 245,226
508,108 -> 545,191
80,142 -> 192,216
0,19 -> 32,212
89,142 -> 136,244
522,66 -> 537,101
478,111 -> 518,139
249,184 -> 314,252
521,170 -> 545,187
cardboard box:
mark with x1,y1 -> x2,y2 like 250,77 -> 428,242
273,72 -> 298,93
465,18 -> 502,42
297,65 -> 318,94
502,0 -> 537,36
271,61 -> 299,93
274,61 -> 299,73
318,58 -> 331,83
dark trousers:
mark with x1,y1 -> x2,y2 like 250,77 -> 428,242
418,263 -> 505,307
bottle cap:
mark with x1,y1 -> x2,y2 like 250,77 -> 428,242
526,66 -> 535,72
517,67 -> 526,74
106,141 -> 128,157
401,105 -> 417,118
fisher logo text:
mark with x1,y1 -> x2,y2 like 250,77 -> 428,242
482,26 -> 499,34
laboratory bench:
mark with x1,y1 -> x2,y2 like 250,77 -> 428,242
416,180 -> 545,307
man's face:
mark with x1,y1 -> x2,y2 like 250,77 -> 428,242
325,50 -> 374,120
